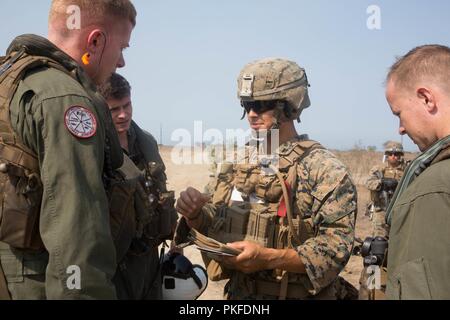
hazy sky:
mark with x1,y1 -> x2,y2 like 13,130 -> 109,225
2,0 -> 450,151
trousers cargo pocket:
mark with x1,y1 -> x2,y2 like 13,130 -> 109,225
391,257 -> 434,300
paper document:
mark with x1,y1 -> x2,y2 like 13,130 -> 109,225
187,229 -> 242,257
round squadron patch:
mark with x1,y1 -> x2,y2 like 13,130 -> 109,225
64,106 -> 97,139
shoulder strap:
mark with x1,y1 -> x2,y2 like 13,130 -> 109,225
284,139 -> 324,212
280,139 -> 324,171
0,51 -> 74,172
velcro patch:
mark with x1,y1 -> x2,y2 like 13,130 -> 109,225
64,106 -> 97,139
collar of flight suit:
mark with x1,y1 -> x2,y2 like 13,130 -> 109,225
386,135 -> 450,225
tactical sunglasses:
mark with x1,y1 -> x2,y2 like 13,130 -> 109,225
241,100 -> 284,114
385,152 -> 403,157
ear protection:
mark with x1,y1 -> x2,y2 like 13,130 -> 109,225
82,52 -> 90,65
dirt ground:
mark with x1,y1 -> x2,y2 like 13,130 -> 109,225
160,146 -> 376,300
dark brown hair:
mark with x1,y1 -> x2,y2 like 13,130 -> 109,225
99,72 -> 131,100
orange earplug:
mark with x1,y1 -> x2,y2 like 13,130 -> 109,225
82,53 -> 90,65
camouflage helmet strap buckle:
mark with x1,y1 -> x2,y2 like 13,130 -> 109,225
240,74 -> 254,99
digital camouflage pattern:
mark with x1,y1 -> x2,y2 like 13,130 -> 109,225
194,137 -> 357,299
366,163 -> 405,238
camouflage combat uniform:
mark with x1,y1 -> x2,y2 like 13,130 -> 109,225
175,57 -> 357,300
366,163 -> 405,238
186,136 -> 358,300
359,143 -> 405,300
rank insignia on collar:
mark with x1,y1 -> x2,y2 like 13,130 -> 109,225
64,106 -> 97,139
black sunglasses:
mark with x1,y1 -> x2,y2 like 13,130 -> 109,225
386,152 -> 403,157
241,100 -> 284,114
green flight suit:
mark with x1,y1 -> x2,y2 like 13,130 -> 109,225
386,143 -> 450,300
0,35 -> 123,299
112,121 -> 178,300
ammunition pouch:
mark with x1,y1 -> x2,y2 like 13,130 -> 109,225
0,159 -> 43,251
255,173 -> 283,203
234,165 -> 259,196
109,180 -> 171,259
245,205 -> 278,247
157,191 -> 177,239
208,203 -> 250,244
142,190 -> 176,246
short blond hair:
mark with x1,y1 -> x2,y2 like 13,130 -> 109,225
387,45 -> 450,91
49,0 -> 136,28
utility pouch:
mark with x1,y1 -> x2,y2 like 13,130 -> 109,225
0,162 -> 43,251
244,206 -> 278,248
144,191 -> 176,243
208,203 -> 250,244
157,191 -> 176,239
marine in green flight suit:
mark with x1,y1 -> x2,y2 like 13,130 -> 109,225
384,45 -> 450,300
0,0 -> 136,299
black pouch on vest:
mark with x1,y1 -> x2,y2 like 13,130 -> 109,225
157,191 -> 176,240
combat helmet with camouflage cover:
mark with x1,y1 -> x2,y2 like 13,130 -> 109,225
384,141 -> 404,154
237,58 -> 310,122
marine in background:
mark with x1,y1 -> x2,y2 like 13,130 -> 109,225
365,141 -> 406,238
358,141 -> 406,300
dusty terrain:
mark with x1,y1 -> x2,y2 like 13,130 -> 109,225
159,146 -> 415,299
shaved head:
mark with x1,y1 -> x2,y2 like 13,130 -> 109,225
49,0 -> 136,30
386,45 -> 450,92
47,0 -> 136,85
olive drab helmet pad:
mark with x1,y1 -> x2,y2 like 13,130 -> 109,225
237,58 -> 311,123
